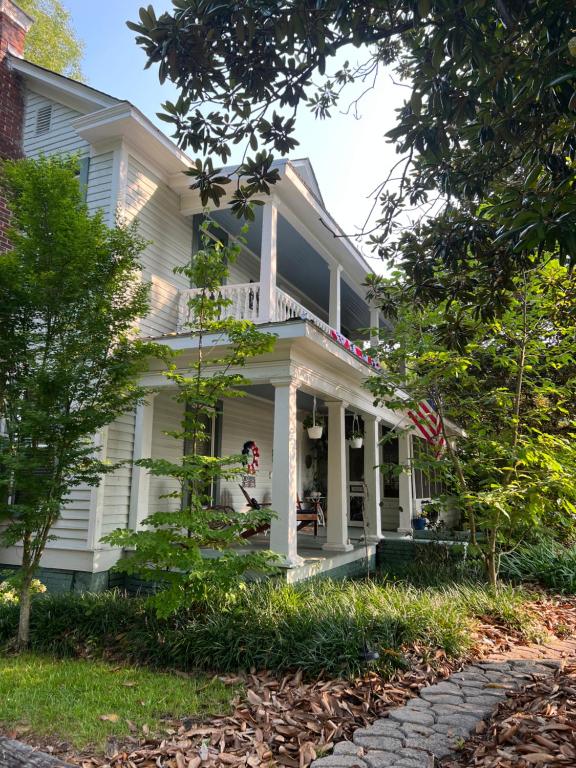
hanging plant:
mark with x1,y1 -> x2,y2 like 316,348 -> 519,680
350,414 -> 364,448
303,396 -> 324,439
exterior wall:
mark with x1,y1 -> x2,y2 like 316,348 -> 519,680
219,396 -> 275,510
380,497 -> 400,531
101,411 -> 136,538
124,155 -> 192,337
85,151 -> 114,217
22,90 -> 88,158
148,390 -> 184,516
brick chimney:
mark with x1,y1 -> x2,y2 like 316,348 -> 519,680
0,0 -> 32,250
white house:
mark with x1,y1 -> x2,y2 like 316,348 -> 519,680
0,1 -> 455,590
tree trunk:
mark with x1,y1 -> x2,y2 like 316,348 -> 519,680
0,736 -> 74,767
16,571 -> 33,650
485,529 -> 498,588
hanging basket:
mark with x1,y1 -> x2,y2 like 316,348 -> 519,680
350,436 -> 363,449
308,425 -> 323,440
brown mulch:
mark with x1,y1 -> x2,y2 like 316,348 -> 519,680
7,594 -> 576,768
442,662 -> 576,767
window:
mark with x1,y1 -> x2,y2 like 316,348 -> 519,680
35,104 -> 52,135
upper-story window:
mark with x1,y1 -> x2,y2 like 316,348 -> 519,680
35,104 -> 52,136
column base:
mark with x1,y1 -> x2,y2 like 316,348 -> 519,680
277,554 -> 305,568
322,542 -> 354,553
396,528 -> 413,537
365,534 -> 384,544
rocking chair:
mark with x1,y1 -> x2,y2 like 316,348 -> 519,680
238,485 -> 319,536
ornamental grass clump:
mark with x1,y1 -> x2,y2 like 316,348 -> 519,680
0,579 -> 536,679
500,539 -> 576,594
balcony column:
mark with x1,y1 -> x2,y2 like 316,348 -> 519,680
259,201 -> 278,323
370,305 -> 380,347
329,264 -> 342,332
323,400 -> 353,552
270,378 -> 303,566
398,431 -> 414,534
128,392 -> 157,530
363,415 -> 383,543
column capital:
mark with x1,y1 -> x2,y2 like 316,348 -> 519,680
270,376 -> 297,389
325,399 -> 349,410
328,262 -> 343,274
362,413 -> 381,424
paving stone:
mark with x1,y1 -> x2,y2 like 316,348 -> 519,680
420,682 -> 462,698
333,742 -> 365,757
369,720 -> 405,737
311,757 -> 367,768
459,694 -> 505,708
429,701 -> 489,716
404,697 -> 432,709
362,751 -> 399,768
420,694 -> 464,707
388,708 -> 435,727
450,678 -> 485,689
463,686 -> 507,698
352,733 -> 403,752
475,662 -> 512,671
450,671 -> 488,683
436,714 -> 481,732
404,736 -> 452,759
400,723 -> 434,738
395,759 -> 431,768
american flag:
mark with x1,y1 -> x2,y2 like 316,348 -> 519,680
407,399 -> 447,459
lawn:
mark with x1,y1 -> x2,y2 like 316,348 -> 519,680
0,653 -> 236,750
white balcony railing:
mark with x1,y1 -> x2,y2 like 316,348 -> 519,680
177,282 -> 332,336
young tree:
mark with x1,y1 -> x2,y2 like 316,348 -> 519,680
0,155 -> 162,647
103,224 -> 278,617
366,260 -> 576,585
18,0 -> 84,79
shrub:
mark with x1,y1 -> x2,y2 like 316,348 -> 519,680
0,579 -> 535,679
500,539 -> 576,593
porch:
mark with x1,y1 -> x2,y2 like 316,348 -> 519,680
131,341 -> 420,578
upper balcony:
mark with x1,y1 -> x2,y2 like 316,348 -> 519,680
178,282 -> 332,335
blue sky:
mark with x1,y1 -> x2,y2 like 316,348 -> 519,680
64,1 -> 406,261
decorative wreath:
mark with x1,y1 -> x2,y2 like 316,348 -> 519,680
242,440 -> 260,474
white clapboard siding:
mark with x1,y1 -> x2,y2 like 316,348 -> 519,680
101,411 -> 136,537
218,397 -> 275,511
86,152 -> 114,218
22,91 -> 88,158
50,485 -> 92,545
124,156 -> 192,336
139,274 -> 181,337
148,392 -> 184,516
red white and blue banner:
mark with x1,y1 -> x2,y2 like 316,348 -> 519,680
329,330 -> 382,372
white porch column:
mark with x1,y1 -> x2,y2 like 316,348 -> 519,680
329,264 -> 342,332
363,415 -> 383,543
259,201 -> 278,323
128,392 -> 157,530
398,431 -> 414,534
270,378 -> 302,566
323,400 -> 353,552
370,305 -> 380,347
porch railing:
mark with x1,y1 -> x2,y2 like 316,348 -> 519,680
177,282 -> 332,336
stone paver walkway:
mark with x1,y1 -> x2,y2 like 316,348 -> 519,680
310,658 -> 566,768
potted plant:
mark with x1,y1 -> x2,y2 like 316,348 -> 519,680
349,429 -> 363,449
349,415 -> 363,448
303,413 -> 324,439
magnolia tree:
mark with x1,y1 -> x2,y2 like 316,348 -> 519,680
104,225 -> 278,616
0,155 -> 162,647
366,259 -> 576,585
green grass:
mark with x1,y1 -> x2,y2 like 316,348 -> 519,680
0,653 -> 235,750
0,577 -> 538,679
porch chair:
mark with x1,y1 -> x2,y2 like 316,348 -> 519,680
238,485 -> 320,536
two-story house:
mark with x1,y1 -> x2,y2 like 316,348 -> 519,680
0,1 -> 455,590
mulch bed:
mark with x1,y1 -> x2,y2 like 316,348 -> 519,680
442,662 -> 576,767
6,594 -> 576,768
